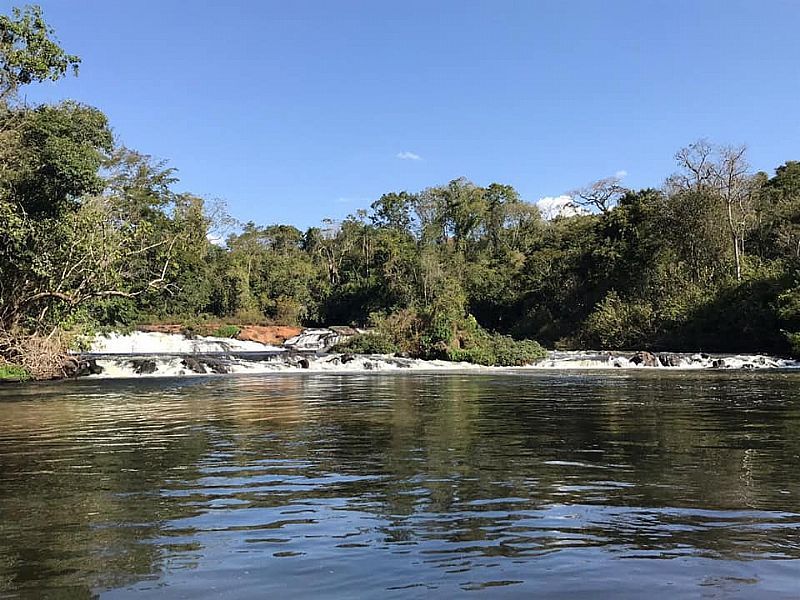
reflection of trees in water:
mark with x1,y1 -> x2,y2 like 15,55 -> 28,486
0,372 -> 799,595
0,389 -> 212,595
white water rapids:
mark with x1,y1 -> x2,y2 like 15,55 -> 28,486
79,331 -> 800,378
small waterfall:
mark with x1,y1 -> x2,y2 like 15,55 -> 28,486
283,327 -> 358,351
77,332 -> 799,378
90,331 -> 284,354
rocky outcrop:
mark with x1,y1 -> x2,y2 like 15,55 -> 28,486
284,327 -> 359,351
130,359 -> 157,375
62,357 -> 103,378
200,357 -> 229,374
630,351 -> 659,367
657,353 -> 683,367
181,357 -> 206,374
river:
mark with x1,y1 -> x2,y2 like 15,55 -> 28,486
1,370 -> 799,598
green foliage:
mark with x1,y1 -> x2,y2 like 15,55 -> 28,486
333,333 -> 399,355
583,292 -> 654,350
0,363 -> 31,381
211,324 -> 240,338
448,330 -> 546,366
0,4 -> 80,98
344,307 -> 545,366
786,332 -> 800,359
4,101 -> 112,216
2,0 -> 800,375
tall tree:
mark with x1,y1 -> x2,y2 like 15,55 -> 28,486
0,4 -> 79,100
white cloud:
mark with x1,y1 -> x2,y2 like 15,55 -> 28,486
207,233 -> 225,247
536,195 -> 586,220
615,169 -> 628,179
396,151 -> 422,161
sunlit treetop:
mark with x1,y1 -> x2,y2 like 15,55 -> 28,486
0,4 -> 80,99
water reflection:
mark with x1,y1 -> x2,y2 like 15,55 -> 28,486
0,371 -> 799,597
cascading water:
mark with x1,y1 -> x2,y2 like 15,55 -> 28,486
78,331 -> 800,378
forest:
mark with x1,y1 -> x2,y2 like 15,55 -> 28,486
1,5 -> 800,378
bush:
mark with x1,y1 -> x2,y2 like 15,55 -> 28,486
333,333 -> 399,354
582,291 -> 654,349
448,331 -> 546,366
0,363 -> 31,382
211,324 -> 240,338
489,335 -> 548,366
787,332 -> 800,359
335,301 -> 547,366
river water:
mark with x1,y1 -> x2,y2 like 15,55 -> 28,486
0,371 -> 799,598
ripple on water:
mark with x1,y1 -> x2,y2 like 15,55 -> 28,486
0,371 -> 799,598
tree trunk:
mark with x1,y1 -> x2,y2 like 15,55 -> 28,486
726,202 -> 742,281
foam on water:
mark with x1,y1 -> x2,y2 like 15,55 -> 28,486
83,333 -> 799,378
532,351 -> 797,370
283,328 -> 353,351
90,331 -> 283,354
92,354 -> 480,378
87,352 -> 800,379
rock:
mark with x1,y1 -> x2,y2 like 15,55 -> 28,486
630,351 -> 659,367
341,354 -> 356,364
62,357 -> 104,378
329,326 -> 358,336
298,358 -> 310,369
394,352 -> 411,359
657,353 -> 683,367
712,359 -> 726,369
284,327 -> 359,351
62,357 -> 80,378
181,357 -> 206,374
130,359 -> 157,375
199,358 -> 228,374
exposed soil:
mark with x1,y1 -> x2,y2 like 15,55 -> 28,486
238,325 -> 303,345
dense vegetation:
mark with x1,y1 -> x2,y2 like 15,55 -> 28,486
1,5 -> 799,378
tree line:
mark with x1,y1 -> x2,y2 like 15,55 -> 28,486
1,5 -> 799,376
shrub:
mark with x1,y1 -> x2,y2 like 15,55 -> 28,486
333,333 -> 399,355
448,331 -> 546,366
786,332 -> 800,359
335,304 -> 547,366
0,363 -> 31,382
489,335 -> 547,366
211,324 -> 240,338
582,291 -> 654,349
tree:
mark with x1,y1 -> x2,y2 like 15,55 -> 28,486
2,101 -> 113,216
669,140 -> 753,280
0,5 -> 80,100
570,175 -> 627,214
370,191 -> 414,233
483,183 -> 519,256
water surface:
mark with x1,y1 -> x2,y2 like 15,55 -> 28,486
1,371 -> 799,598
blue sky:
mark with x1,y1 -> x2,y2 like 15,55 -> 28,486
10,0 -> 800,228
